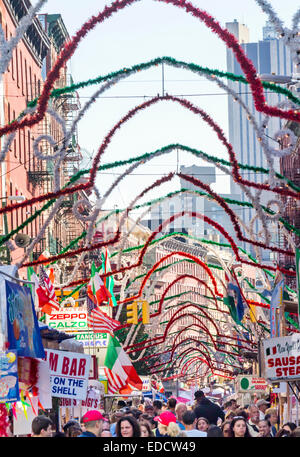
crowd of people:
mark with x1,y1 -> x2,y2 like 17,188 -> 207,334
30,391 -> 300,438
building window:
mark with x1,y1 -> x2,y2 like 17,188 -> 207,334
29,66 -> 33,101
18,129 -> 22,163
24,59 -> 28,101
23,130 -> 27,169
15,47 -> 19,87
7,102 -> 10,123
10,34 -> 14,79
20,51 -> 24,95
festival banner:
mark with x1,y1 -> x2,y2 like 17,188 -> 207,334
5,280 -> 45,358
263,334 -> 300,381
0,351 -> 19,403
44,349 -> 91,400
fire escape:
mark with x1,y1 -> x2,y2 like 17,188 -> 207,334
279,132 -> 300,290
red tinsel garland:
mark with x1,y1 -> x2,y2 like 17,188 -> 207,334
0,405 -> 9,437
5,96 -> 300,226
0,0 -> 298,143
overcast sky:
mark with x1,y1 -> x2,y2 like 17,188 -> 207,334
39,0 -> 299,213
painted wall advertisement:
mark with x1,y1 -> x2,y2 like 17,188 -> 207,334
6,280 -> 45,358
263,334 -> 300,381
0,351 -> 19,403
44,349 -> 91,400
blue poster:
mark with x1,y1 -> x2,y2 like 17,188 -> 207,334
0,351 -> 20,403
6,280 -> 45,358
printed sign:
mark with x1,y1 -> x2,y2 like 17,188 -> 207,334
44,349 -> 91,400
6,280 -> 45,358
74,332 -> 108,348
45,307 -> 88,332
263,334 -> 300,381
235,375 -> 268,393
0,351 -> 19,403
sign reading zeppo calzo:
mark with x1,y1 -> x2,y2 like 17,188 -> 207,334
45,307 -> 88,332
263,334 -> 300,381
44,349 -> 91,400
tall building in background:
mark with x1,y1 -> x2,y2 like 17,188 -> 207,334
226,20 -> 296,259
141,164 -> 240,246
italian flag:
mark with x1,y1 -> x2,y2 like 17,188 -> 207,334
104,335 -> 143,394
87,262 -> 111,306
102,249 -> 118,307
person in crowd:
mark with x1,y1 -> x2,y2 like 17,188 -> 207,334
207,425 -> 223,437
234,408 -> 248,421
221,420 -> 232,437
110,410 -> 124,437
265,408 -> 279,436
167,397 -> 177,415
275,428 -> 291,437
116,415 -> 141,438
222,400 -> 233,414
224,410 -> 235,422
256,399 -> 270,420
63,420 -> 82,437
144,404 -> 155,416
154,411 -> 181,437
196,417 -> 210,433
175,402 -> 187,430
229,416 -> 251,438
117,400 -> 127,409
140,421 -> 154,437
247,405 -> 260,437
231,399 -> 238,410
193,390 -> 225,425
290,427 -> 300,437
31,415 -> 53,437
100,430 -> 112,437
282,422 -> 297,434
78,410 -> 108,437
153,400 -> 163,417
258,419 -> 273,437
182,411 -> 207,437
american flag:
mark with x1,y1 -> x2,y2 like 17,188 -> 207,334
38,266 -> 60,311
87,306 -> 120,336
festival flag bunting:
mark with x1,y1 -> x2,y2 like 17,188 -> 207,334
104,335 -> 143,394
87,262 -> 111,306
223,282 -> 245,325
87,307 -> 120,336
102,249 -> 118,307
35,266 -> 60,315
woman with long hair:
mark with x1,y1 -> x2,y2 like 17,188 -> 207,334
116,416 -> 141,438
140,421 -> 154,437
221,420 -> 232,437
229,417 -> 252,438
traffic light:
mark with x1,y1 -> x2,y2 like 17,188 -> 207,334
141,300 -> 150,325
126,302 -> 138,324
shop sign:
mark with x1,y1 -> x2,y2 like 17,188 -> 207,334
45,308 -> 88,332
74,331 -> 108,347
263,334 -> 300,381
44,349 -> 91,400
235,375 -> 268,393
